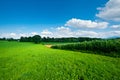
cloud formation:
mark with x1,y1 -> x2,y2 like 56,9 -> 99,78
1,29 -> 120,39
96,0 -> 120,21
55,26 -> 74,37
111,25 -> 120,29
65,18 -> 108,29
40,26 -> 120,38
31,32 -> 38,35
10,33 -> 16,36
74,30 -> 98,38
41,30 -> 53,37
0,33 -> 18,39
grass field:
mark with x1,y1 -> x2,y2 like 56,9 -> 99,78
0,41 -> 120,80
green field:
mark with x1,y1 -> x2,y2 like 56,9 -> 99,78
0,41 -> 120,80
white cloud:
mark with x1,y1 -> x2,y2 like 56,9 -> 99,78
0,33 -> 19,39
19,33 -> 27,37
41,30 -> 53,35
65,18 -> 108,29
56,26 -> 70,31
74,30 -> 99,38
96,0 -> 120,21
0,32 -> 39,39
1,30 -> 120,39
10,33 -> 16,36
31,32 -> 38,35
40,30 -> 53,37
74,30 -> 120,38
39,26 -> 120,38
55,26 -> 74,37
19,32 -> 39,37
111,24 -> 120,29
99,31 -> 120,38
40,27 -> 73,38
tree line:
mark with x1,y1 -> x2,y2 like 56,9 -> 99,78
0,35 -> 102,44
0,37 -> 18,41
19,35 -> 101,43
20,35 -> 41,44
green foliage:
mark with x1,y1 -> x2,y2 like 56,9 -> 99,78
0,37 -> 6,40
19,36 -> 101,43
52,40 -> 120,57
0,41 -> 120,80
32,35 -> 41,44
20,35 -> 41,44
41,37 -> 101,42
7,38 -> 18,41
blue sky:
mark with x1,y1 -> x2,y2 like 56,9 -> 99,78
0,0 -> 120,38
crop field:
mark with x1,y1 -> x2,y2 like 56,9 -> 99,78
52,40 -> 120,57
0,41 -> 120,80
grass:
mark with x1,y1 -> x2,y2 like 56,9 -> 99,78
0,41 -> 120,80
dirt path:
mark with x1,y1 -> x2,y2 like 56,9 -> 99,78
45,45 -> 52,48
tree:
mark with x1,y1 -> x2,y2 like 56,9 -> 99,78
0,37 -> 6,40
32,35 -> 41,44
28,37 -> 33,42
7,38 -> 14,41
20,37 -> 26,42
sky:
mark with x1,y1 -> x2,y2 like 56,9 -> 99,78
0,0 -> 120,38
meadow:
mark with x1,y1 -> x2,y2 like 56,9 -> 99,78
0,41 -> 120,80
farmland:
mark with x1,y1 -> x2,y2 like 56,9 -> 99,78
52,39 -> 120,57
0,41 -> 120,80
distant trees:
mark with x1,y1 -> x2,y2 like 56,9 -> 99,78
41,37 -> 101,42
20,37 -> 29,42
0,37 -> 6,40
0,37 -> 18,41
7,38 -> 15,41
32,35 -> 41,44
19,35 -> 101,43
1,35 -> 102,43
0,34 -> 103,44
20,35 -> 41,44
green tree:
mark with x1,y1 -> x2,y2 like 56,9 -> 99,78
32,35 -> 41,44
